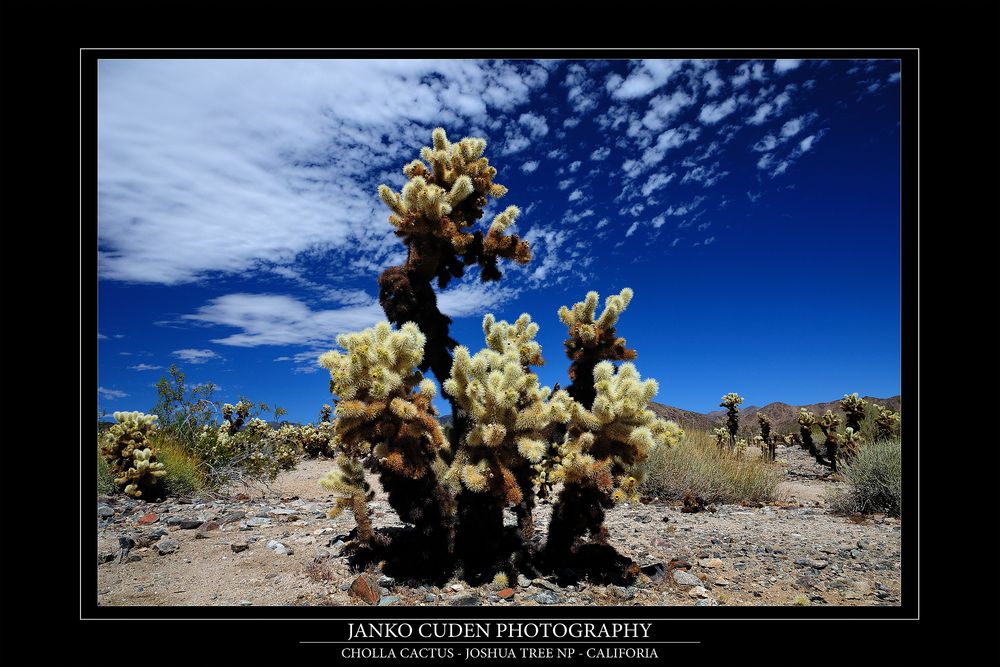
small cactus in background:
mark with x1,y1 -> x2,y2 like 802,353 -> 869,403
222,400 -> 252,432
757,413 -> 775,461
818,410 -> 842,472
720,393 -> 744,450
558,289 -> 637,409
874,405 -> 900,441
840,426 -> 863,463
319,404 -> 332,423
319,455 -> 375,544
788,432 -> 803,449
840,393 -> 868,432
712,425 -> 729,449
99,411 -> 166,498
797,408 -> 818,456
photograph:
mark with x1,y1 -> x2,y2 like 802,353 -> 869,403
94,56 -> 906,612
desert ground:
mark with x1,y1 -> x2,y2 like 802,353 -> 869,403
96,443 -> 900,607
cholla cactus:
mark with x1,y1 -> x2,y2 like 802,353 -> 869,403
735,437 -> 749,457
840,393 -> 868,432
840,426 -> 863,463
874,405 -> 900,441
757,413 -> 775,461
222,400 -> 252,431
753,434 -> 767,457
818,410 -> 842,472
320,455 -> 375,544
797,408 -> 818,455
320,321 -> 452,547
558,289 -> 637,408
545,362 -> 682,573
297,421 -> 337,458
319,404 -> 332,423
444,314 -> 571,558
99,411 -> 166,498
720,393 -> 744,449
376,129 -> 533,457
712,425 -> 729,449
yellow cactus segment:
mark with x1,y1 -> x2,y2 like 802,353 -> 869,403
99,411 -> 165,498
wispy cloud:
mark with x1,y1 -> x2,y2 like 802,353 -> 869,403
774,59 -> 801,74
521,160 -> 540,174
129,364 -> 163,371
98,387 -> 129,400
172,348 -> 221,363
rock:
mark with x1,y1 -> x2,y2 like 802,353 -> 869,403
517,574 -> 532,588
700,558 -> 724,569
533,578 -> 561,592
246,517 -> 271,527
266,540 -> 292,556
313,549 -> 331,562
218,511 -> 245,525
98,504 -> 115,519
378,575 -> 396,588
449,595 -> 481,606
673,570 -> 703,587
231,542 -> 250,553
198,520 -> 220,533
378,596 -> 401,606
423,594 -> 437,603
126,555 -> 142,563
239,600 -> 252,606
668,557 -> 692,571
98,551 -> 115,564
349,575 -> 380,605
450,583 -> 464,591
640,562 -> 667,580
714,578 -> 730,586
497,588 -> 514,600
857,538 -> 871,550
688,586 -> 710,599
137,513 -> 158,525
156,540 -> 179,555
534,590 -> 561,605
795,558 -> 829,570
609,586 -> 636,600
695,598 -> 719,606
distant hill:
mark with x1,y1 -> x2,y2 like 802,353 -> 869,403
440,395 -> 901,436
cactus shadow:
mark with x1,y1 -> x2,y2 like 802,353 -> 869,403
538,543 -> 639,587
345,526 -> 457,587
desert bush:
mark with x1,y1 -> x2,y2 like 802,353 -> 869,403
828,437 -> 901,516
99,411 -> 167,498
97,446 -> 118,495
639,429 -> 783,504
153,433 -> 206,496
193,417 -> 298,489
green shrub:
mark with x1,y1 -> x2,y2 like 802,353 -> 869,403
828,437 -> 901,516
97,447 -> 118,495
638,429 -> 782,503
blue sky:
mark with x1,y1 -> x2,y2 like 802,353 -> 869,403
97,58 -> 901,422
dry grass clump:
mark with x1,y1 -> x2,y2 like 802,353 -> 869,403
828,437 -> 901,517
639,428 -> 782,503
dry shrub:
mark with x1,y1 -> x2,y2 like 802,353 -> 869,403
828,437 -> 901,517
638,429 -> 782,504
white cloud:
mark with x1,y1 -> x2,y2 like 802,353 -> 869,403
642,90 -> 695,131
703,236 -> 715,245
780,117 -> 803,137
98,387 -> 129,400
774,59 -> 801,74
568,189 -> 584,202
703,69 -> 724,96
172,348 -> 221,363
681,163 -> 729,187
625,221 -> 640,237
562,209 -> 595,224
129,364 -> 162,371
798,134 -> 817,152
888,71 -> 900,83
641,172 -> 675,197
563,117 -> 581,128
501,131 -> 531,155
747,103 -> 773,125
625,125 -> 700,178
699,96 -> 738,124
521,160 -> 540,174
608,60 -> 687,99
98,333 -> 108,340
98,60 -> 548,285
518,111 -> 549,138
558,178 -> 574,190
590,146 -> 611,161
568,161 -> 582,173
753,134 -> 778,152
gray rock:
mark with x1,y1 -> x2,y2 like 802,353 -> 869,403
157,539 -> 179,555
517,574 -> 532,588
97,504 -> 115,519
534,590 -> 561,605
218,511 -> 245,525
423,593 -> 437,603
98,551 -> 115,564
231,542 -> 250,553
449,595 -> 481,606
126,555 -> 142,563
378,575 -> 396,588
695,598 -> 719,606
795,558 -> 829,570
688,586 -> 710,599
533,578 -> 561,592
378,596 -> 401,606
673,570 -> 703,587
247,517 -> 271,527
313,549 -> 331,562
266,540 -> 292,556
239,600 -> 253,606
177,520 -> 202,530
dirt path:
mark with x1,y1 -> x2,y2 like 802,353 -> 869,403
96,447 -> 900,607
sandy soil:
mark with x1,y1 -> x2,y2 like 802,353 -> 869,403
96,445 -> 900,607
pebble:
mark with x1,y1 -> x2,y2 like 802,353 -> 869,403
695,598 -> 718,606
349,575 -> 380,605
423,594 -> 437,603
533,590 -> 561,605
688,586 -> 710,599
231,542 -> 250,553
673,570 -> 703,587
795,558 -> 829,570
239,600 -> 252,606
266,540 -> 292,556
449,595 -> 481,606
137,513 -> 158,525
517,574 -> 532,588
156,540 -> 179,555
378,596 -> 400,606
497,588 -> 514,600
700,558 -> 724,569
98,504 -> 115,519
247,517 -> 271,527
